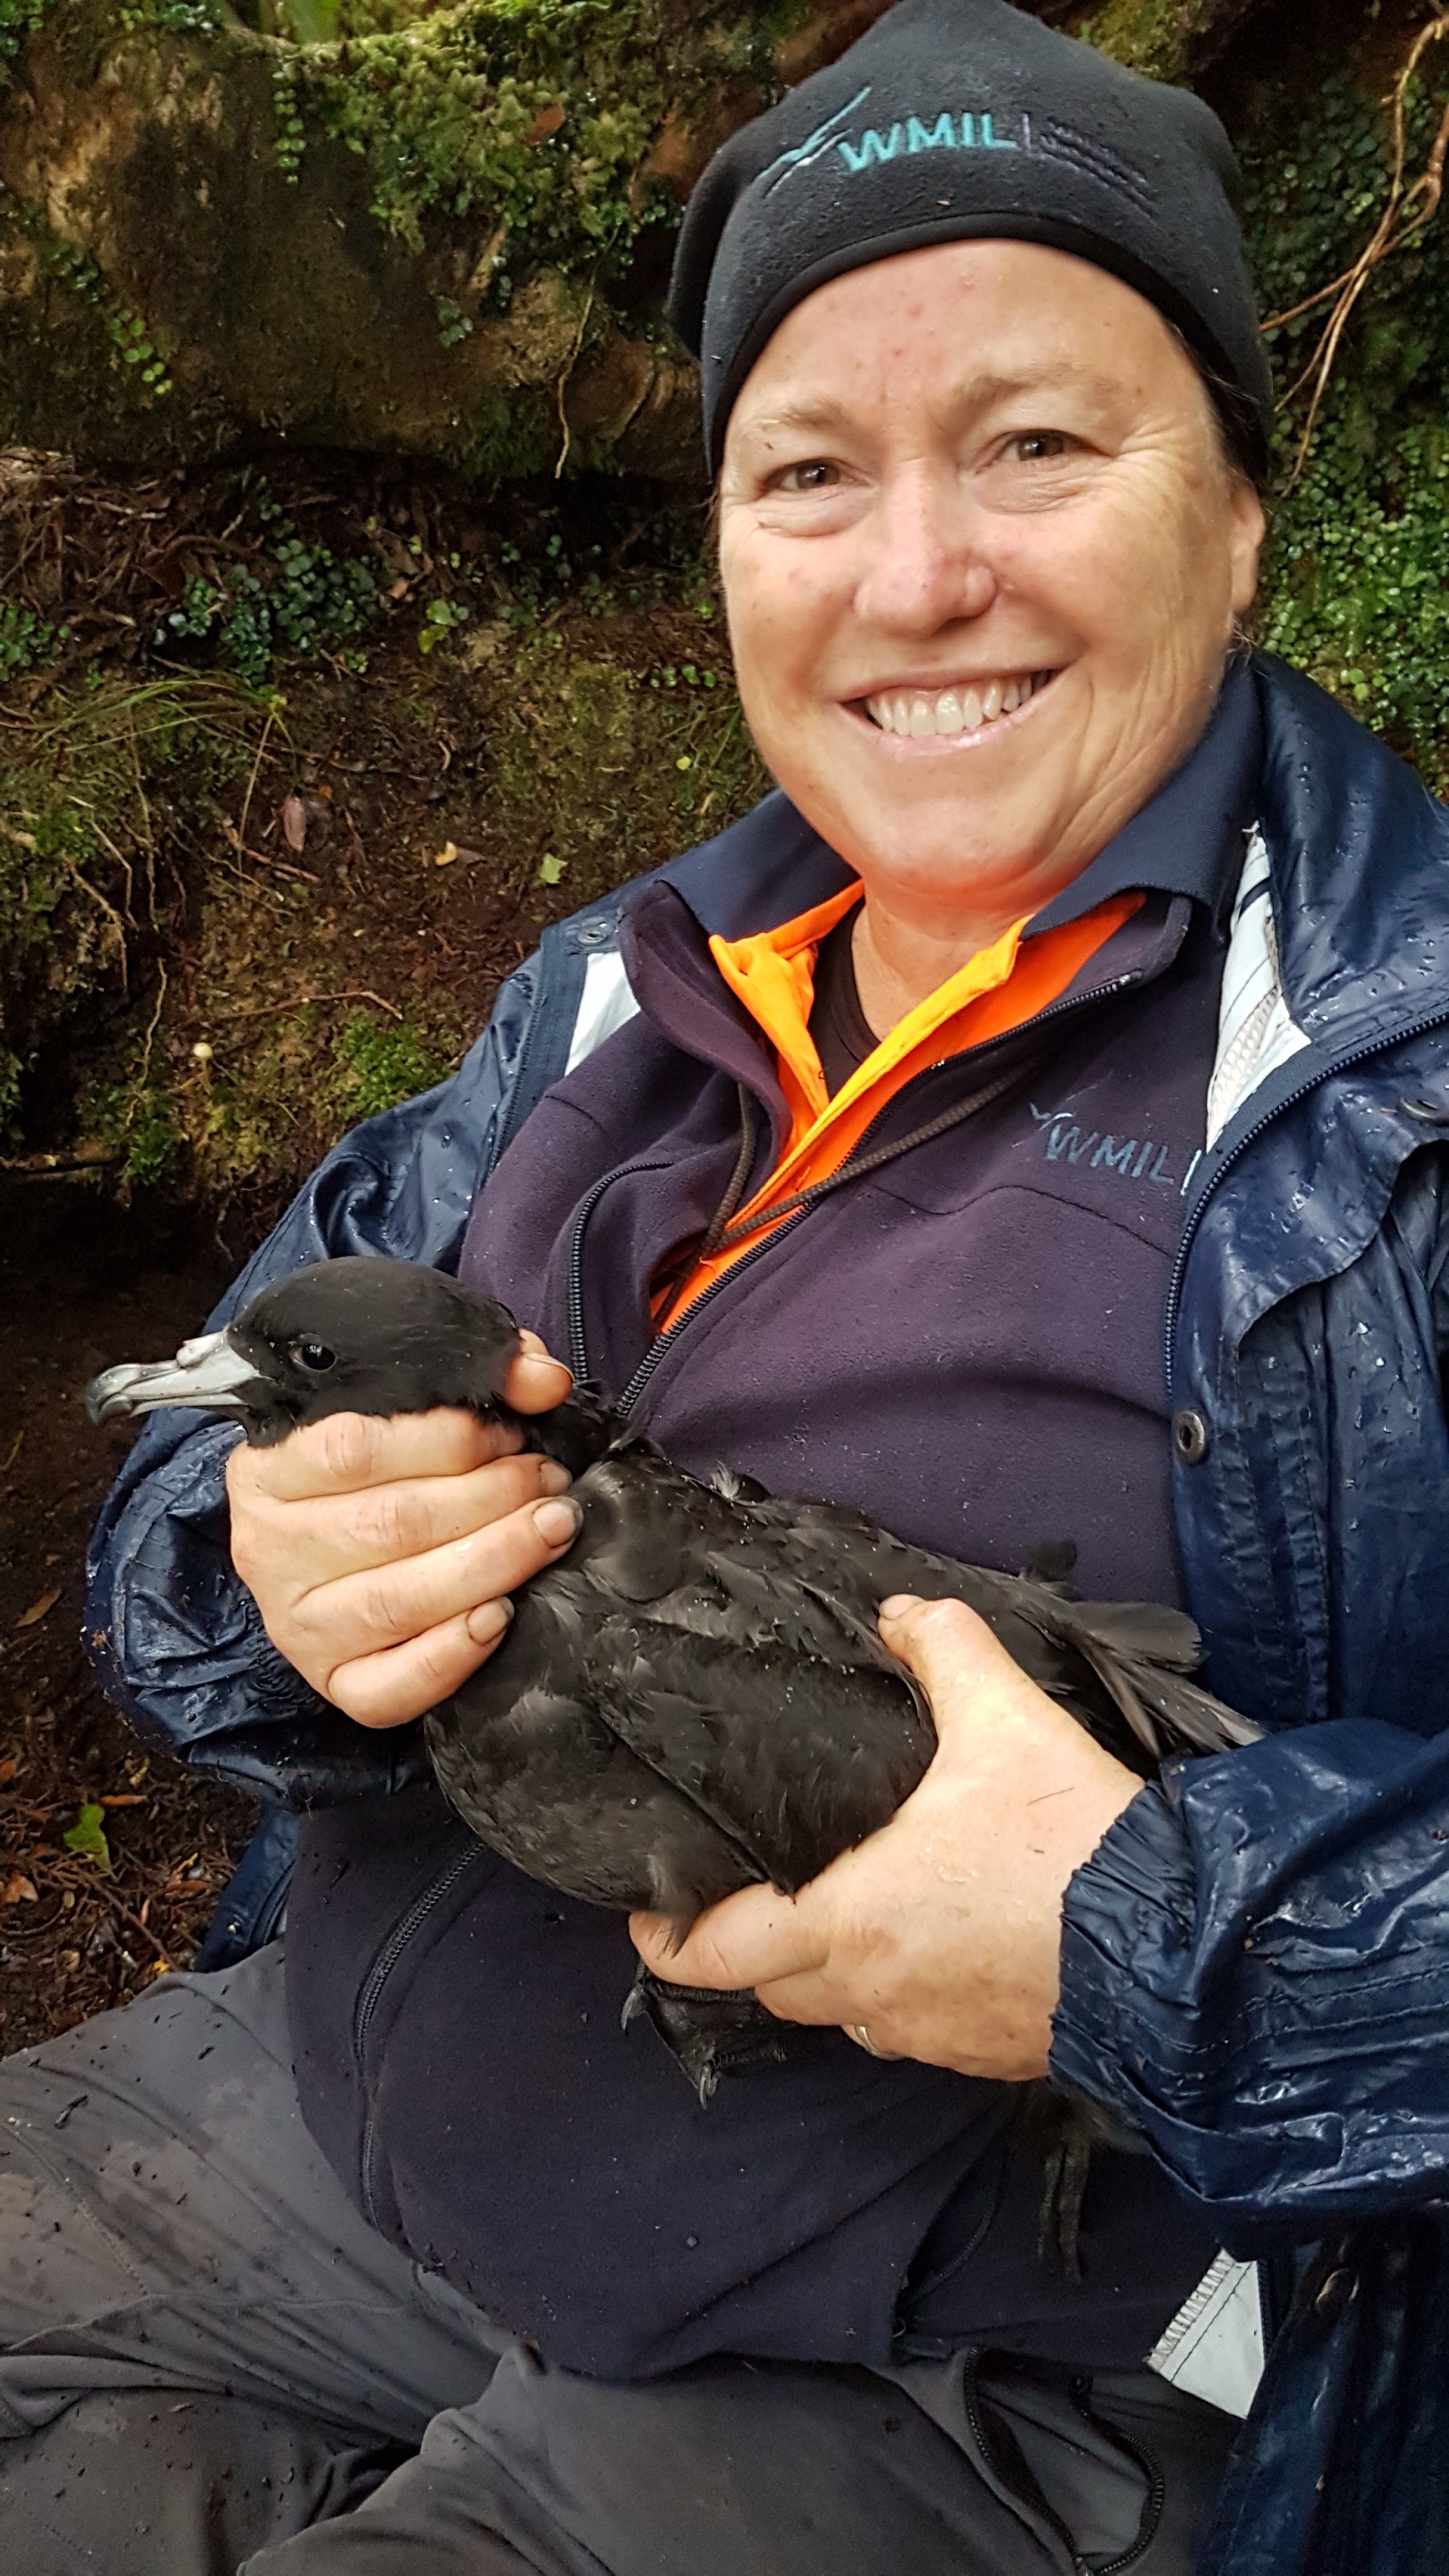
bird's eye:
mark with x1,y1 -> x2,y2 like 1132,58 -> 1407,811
291,1340 -> 336,1373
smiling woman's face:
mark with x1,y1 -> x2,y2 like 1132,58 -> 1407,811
718,241 -> 1265,939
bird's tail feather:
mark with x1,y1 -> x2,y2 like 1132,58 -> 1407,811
1053,1600 -> 1261,1757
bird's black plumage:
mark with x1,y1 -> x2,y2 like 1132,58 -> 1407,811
89,1255 -> 1257,2198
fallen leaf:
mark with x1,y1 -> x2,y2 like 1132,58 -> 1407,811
62,1803 -> 112,1872
99,1794 -> 147,1809
280,794 -> 308,852
537,854 -> 566,887
0,1755 -> 19,1785
523,102 -> 565,144
433,842 -> 458,868
2,1872 -> 37,1904
15,1585 -> 60,1629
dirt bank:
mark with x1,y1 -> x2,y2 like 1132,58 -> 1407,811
0,1175 -> 254,2050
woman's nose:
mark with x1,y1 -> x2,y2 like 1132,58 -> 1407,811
852,469 -> 998,635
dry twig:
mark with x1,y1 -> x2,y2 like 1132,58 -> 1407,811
211,985 -> 402,1024
236,704 -> 279,856
64,864 -> 130,989
133,959 -> 168,1093
1265,12 -> 1449,483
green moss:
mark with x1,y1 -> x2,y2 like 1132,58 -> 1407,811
1073,0 -> 1192,82
0,601 -> 66,679
1,475 -> 766,1198
1240,49 -> 1449,783
0,184 -> 173,398
97,1077 -> 180,1184
491,626 -> 765,907
331,1007 -> 456,1117
0,0 -> 49,68
0,675 -> 251,1146
452,384 -> 557,481
259,0 -> 774,310
0,747 -> 129,1096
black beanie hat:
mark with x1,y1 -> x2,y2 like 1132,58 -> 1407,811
667,0 -> 1271,478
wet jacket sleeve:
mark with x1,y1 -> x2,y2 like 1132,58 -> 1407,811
1051,1719 -> 1449,2244
83,956 -> 542,1804
1051,1157 -> 1449,2233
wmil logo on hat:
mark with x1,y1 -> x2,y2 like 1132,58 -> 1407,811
762,85 -> 1030,195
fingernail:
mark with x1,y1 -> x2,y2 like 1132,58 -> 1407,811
539,1461 -> 572,1495
535,1497 -> 583,1546
880,1594 -> 923,1620
468,1598 -> 514,1644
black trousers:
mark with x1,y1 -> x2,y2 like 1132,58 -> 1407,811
0,1947 -> 1236,2574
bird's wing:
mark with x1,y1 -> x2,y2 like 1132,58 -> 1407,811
797,1529 -> 1262,1762
1037,1599 -> 1261,1756
428,1584 -> 767,1918
582,1613 -> 936,1897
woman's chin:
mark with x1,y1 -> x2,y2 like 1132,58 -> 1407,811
816,778 -> 1075,906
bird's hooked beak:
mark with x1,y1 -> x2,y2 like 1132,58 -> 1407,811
86,1327 -> 266,1428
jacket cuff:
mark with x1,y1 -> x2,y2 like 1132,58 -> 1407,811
1048,1781 -> 1197,2126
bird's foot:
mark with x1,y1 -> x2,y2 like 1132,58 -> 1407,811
622,1967 -> 794,2104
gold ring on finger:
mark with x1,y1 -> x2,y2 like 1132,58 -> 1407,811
848,2022 -> 885,2058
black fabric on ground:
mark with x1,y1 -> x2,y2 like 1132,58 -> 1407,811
0,1950 -> 1236,2574
667,0 -> 1272,475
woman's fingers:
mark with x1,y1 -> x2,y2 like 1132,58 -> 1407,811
221,1348 -> 580,1729
291,1494 -> 583,1671
632,1590 -> 1143,2080
233,1448 -> 572,1591
328,1600 -> 517,1730
631,1885 -> 829,1995
246,1406 -> 516,1505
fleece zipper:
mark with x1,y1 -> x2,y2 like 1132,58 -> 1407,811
353,1840 -> 484,2229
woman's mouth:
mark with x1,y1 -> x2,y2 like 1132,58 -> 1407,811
858,669 -> 1059,740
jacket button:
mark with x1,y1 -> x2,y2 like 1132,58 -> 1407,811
1172,1409 -> 1208,1464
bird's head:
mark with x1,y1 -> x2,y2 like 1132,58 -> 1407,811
86,1257 -> 526,1447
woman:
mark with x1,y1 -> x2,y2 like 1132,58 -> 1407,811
13,5 -> 1449,2571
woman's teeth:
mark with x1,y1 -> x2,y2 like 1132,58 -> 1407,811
865,672 -> 1053,737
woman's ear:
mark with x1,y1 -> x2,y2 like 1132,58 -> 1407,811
1228,473 -> 1267,620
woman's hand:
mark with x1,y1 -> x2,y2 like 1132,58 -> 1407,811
225,1332 -> 580,1729
631,1594 -> 1143,2081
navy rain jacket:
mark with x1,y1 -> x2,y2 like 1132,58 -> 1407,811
87,657 -> 1449,2575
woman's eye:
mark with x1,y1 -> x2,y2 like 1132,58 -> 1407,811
1004,431 -> 1072,464
773,459 -> 842,494
291,1340 -> 337,1374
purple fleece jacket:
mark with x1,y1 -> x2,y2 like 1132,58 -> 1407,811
287,671 -> 1261,2382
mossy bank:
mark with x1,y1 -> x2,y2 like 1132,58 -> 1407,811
0,464 -> 764,1208
5,0 -> 1449,1216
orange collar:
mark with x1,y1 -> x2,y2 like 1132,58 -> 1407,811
654,884 -> 1141,1331
708,886 -> 1141,1193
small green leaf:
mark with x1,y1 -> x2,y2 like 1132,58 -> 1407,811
537,853 -> 565,886
63,1802 -> 112,1872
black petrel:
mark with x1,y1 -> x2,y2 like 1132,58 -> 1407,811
90,1256 -> 1257,2259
